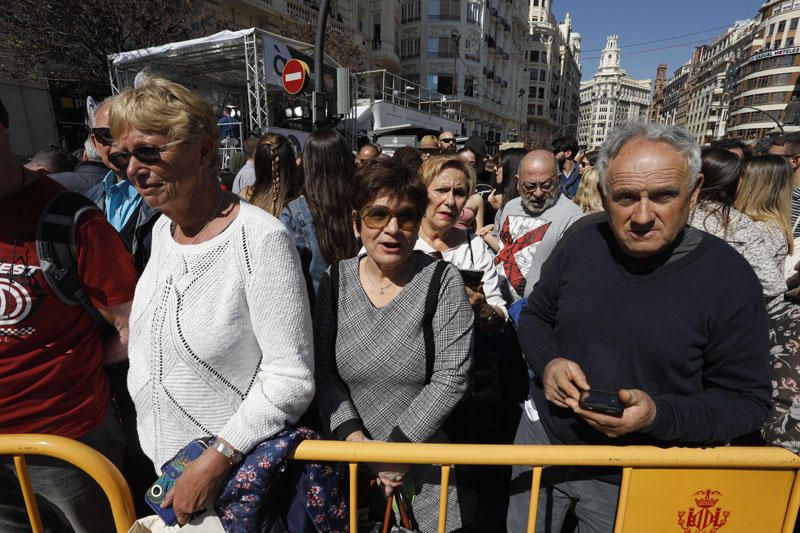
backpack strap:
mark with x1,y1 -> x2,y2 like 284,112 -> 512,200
36,191 -> 106,326
423,261 -> 448,384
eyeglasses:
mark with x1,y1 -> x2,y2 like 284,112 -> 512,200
91,128 -> 113,146
359,205 -> 420,231
108,139 -> 184,169
440,138 -> 456,144
518,178 -> 555,194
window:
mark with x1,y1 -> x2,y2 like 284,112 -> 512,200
779,21 -> 786,33
792,18 -> 799,30
427,74 -> 453,94
465,77 -> 475,97
357,7 -> 365,31
427,37 -> 456,57
529,50 -> 539,62
400,38 -> 420,59
467,2 -> 480,24
401,1 -> 421,22
429,0 -> 460,20
372,23 -> 381,49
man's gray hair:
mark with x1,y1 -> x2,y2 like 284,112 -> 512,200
596,122 -> 701,192
87,96 -> 114,129
83,137 -> 101,162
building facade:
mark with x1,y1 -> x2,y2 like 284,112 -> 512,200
396,0 -> 530,141
524,1 -> 582,145
653,20 -> 755,145
578,35 -> 651,149
219,0 -> 583,144
727,0 -> 800,139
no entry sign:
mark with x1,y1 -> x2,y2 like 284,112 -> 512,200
282,59 -> 310,95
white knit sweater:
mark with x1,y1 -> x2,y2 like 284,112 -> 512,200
128,201 -> 314,469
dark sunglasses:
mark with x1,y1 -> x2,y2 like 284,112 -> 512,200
91,128 -> 113,146
440,138 -> 456,144
359,205 -> 420,231
108,139 -> 184,169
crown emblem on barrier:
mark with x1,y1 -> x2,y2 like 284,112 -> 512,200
677,489 -> 729,532
694,490 -> 720,509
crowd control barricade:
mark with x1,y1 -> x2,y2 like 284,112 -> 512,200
291,440 -> 800,533
0,434 -> 136,533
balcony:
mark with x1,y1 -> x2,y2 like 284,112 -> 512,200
371,38 -> 400,72
284,1 -> 350,34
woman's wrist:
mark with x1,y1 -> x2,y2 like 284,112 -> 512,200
478,304 -> 504,331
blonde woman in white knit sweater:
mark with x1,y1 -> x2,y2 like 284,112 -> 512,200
110,78 -> 314,526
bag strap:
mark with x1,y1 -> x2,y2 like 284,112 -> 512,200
36,190 -> 106,326
381,491 -> 413,533
331,261 -> 340,332
423,261 -> 448,385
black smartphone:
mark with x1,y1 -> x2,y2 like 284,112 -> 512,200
579,390 -> 624,417
459,269 -> 484,289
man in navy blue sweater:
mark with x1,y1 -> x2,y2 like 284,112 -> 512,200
507,122 -> 771,533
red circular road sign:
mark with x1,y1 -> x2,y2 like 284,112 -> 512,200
282,59 -> 310,95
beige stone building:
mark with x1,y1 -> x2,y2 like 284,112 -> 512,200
578,35 -> 651,149
524,1 -> 582,145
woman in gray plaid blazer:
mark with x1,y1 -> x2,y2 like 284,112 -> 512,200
314,159 -> 475,532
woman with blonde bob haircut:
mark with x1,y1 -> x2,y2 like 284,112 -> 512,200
735,155 -> 794,273
112,78 -> 314,526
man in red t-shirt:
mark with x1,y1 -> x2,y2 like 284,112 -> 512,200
0,99 -> 138,531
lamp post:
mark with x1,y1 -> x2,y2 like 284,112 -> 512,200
312,0 -> 331,129
451,29 -> 460,99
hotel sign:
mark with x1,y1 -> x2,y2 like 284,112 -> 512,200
744,46 -> 800,65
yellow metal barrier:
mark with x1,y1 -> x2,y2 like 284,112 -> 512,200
0,434 -> 136,533
291,440 -> 800,533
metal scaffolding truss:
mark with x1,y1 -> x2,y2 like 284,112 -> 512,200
243,30 -> 269,135
106,28 -> 324,134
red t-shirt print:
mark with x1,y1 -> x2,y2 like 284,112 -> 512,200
0,177 -> 138,438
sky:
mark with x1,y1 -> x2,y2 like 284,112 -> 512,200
554,0 -> 765,82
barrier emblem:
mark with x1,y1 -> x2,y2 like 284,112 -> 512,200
677,489 -> 730,532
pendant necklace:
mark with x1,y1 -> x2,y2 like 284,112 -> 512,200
364,268 -> 393,295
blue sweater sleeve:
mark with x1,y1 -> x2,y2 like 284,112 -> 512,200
642,294 -> 771,444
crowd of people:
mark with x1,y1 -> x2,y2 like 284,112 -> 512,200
1,76 -> 799,533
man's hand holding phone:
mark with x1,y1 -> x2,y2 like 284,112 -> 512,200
575,389 -> 657,437
542,357 -> 590,409
542,358 -> 657,437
